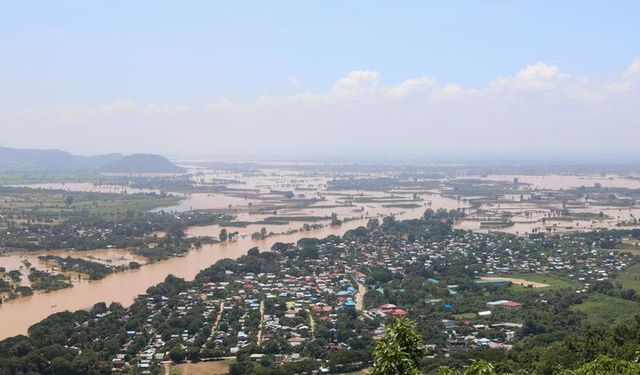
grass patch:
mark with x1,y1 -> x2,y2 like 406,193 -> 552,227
382,203 -> 423,209
0,187 -> 180,219
0,173 -> 94,185
605,239 -> 640,255
571,293 -> 640,325
616,263 -> 640,292
507,273 -> 575,290
452,312 -> 477,320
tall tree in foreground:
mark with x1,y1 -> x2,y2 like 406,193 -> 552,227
438,361 -> 497,375
559,354 -> 640,375
372,318 -> 498,375
372,318 -> 426,375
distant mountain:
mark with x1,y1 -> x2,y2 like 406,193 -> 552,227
0,147 -> 182,173
0,147 -> 123,172
100,154 -> 183,173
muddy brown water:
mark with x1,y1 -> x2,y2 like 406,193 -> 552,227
0,201 -> 450,339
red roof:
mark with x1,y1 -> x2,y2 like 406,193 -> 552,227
312,305 -> 332,313
503,301 -> 523,308
380,303 -> 398,310
391,309 -> 407,316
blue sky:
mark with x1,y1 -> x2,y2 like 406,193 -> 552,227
1,1 -> 639,158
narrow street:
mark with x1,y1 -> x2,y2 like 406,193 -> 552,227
206,300 -> 225,343
256,300 -> 265,344
309,313 -> 316,337
356,281 -> 367,311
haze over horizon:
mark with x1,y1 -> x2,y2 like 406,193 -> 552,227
2,1 -> 639,159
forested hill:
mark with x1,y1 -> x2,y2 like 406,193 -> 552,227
0,147 -> 182,173
99,154 -> 183,173
0,147 -> 122,172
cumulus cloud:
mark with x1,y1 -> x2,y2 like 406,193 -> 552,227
623,60 -> 640,79
288,76 -> 299,88
2,60 -> 640,157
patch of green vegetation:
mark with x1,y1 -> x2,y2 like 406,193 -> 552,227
508,273 -> 576,290
28,269 -> 72,291
608,239 -> 640,254
452,312 -> 477,320
615,263 -> 640,292
571,293 -> 640,325
86,195 -> 181,215
382,203 -> 423,208
443,179 -> 519,198
352,197 -> 419,203
0,186 -> 229,252
261,215 -> 329,222
0,186 -> 180,221
39,255 -> 120,280
0,173 -> 94,185
222,221 -> 251,227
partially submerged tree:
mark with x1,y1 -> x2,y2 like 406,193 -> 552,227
219,228 -> 227,241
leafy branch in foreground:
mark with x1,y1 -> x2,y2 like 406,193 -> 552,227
558,354 -> 640,375
372,318 -> 426,375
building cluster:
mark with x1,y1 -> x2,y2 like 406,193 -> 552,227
104,228 -> 637,373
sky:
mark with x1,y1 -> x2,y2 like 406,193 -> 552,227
1,1 -> 639,159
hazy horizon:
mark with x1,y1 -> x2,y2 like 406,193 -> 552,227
2,1 -> 639,158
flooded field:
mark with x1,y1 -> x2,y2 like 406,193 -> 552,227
0,167 -> 461,339
449,174 -> 640,234
2,167 -> 640,339
466,174 -> 640,190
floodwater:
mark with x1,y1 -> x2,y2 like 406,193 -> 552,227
467,174 -> 640,190
0,248 -> 147,287
153,193 -> 260,212
0,188 -> 459,339
4,169 -> 638,341
0,213 -> 412,339
0,167 -> 485,339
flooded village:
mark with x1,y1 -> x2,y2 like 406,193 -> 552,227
2,161 -> 640,373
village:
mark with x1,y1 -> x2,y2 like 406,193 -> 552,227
97,217 -> 638,374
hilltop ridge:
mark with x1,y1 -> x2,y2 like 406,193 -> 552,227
0,147 -> 182,173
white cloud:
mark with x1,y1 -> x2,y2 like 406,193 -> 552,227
332,70 -> 381,95
3,60 -> 640,157
623,60 -> 640,79
288,76 -> 299,88
386,77 -> 435,98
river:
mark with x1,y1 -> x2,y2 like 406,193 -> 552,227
0,197 -> 449,339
